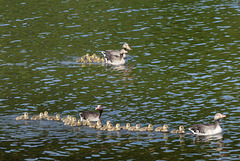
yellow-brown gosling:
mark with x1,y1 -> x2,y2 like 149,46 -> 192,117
107,124 -> 115,131
89,121 -> 97,128
76,119 -> 81,126
31,112 -> 44,120
82,119 -> 91,126
70,118 -> 78,126
16,112 -> 29,120
43,111 -> 48,119
100,120 -> 110,130
171,125 -> 185,134
155,124 -> 169,132
47,114 -> 60,121
100,57 -> 105,63
115,124 -> 121,131
120,123 -> 131,130
76,57 -> 85,63
61,115 -> 71,122
128,124 -> 140,131
139,124 -> 154,132
95,121 -> 102,129
64,117 -> 74,126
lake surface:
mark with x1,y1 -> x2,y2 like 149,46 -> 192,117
0,0 -> 240,160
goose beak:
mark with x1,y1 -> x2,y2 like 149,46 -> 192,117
221,114 -> 226,118
95,105 -> 101,110
127,46 -> 132,50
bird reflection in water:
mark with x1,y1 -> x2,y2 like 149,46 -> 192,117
193,133 -> 229,157
193,133 -> 223,143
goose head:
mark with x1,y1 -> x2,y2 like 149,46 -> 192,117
214,113 -> 226,121
95,105 -> 103,111
122,43 -> 131,50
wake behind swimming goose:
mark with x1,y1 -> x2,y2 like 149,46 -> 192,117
79,105 -> 103,122
189,113 -> 226,136
101,43 -> 131,65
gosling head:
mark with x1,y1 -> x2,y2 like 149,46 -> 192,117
116,123 -> 120,128
163,124 -> 168,130
44,111 -> 48,116
136,124 -> 140,129
97,120 -> 101,126
108,124 -> 113,129
106,120 -> 111,125
56,114 -> 60,119
148,124 -> 153,128
126,123 -> 131,128
72,117 -> 77,122
39,112 -> 44,118
179,125 -> 185,131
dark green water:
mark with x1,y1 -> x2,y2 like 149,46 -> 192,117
1,0 -> 240,160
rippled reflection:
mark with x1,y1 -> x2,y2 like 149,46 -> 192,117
1,0 -> 240,160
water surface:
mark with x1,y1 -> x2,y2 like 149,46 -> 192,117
0,0 -> 240,160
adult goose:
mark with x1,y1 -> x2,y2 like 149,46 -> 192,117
79,105 -> 103,122
101,43 -> 131,65
189,113 -> 226,135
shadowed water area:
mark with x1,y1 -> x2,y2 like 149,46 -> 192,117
0,0 -> 240,160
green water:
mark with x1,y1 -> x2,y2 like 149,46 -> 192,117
0,0 -> 240,160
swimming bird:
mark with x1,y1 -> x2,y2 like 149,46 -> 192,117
107,124 -> 115,131
128,124 -> 140,131
95,120 -> 102,129
189,113 -> 226,135
139,124 -> 154,132
16,112 -> 29,120
155,124 -> 169,132
82,119 -> 91,126
47,114 -> 60,121
76,119 -> 81,126
65,117 -> 76,126
89,121 -> 98,128
115,123 -> 121,131
100,120 -> 111,130
31,112 -> 44,120
171,125 -> 185,134
79,105 -> 103,122
101,43 -> 131,65
61,115 -> 71,122
120,123 -> 131,130
43,111 -> 48,119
